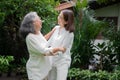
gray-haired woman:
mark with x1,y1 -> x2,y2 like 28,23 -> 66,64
19,12 -> 66,80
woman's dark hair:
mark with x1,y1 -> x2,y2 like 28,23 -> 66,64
19,12 -> 37,39
62,9 -> 75,32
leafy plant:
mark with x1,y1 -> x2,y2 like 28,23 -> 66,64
68,68 -> 120,80
0,0 -> 58,62
0,55 -> 14,73
71,7 -> 106,69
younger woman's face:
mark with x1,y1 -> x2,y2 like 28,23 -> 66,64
58,12 -> 67,27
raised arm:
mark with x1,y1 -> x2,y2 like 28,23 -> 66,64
44,27 -> 56,40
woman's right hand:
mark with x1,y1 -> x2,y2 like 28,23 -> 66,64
59,47 -> 66,53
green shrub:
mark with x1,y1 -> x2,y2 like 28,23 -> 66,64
0,0 -> 58,62
0,55 -> 14,73
68,68 -> 120,80
71,7 -> 107,68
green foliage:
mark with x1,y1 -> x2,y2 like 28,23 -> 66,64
0,12 -> 5,25
0,0 -> 58,60
71,7 -> 107,68
97,0 -> 117,4
102,22 -> 120,64
94,42 -> 113,71
76,0 -> 88,8
16,57 -> 27,77
68,68 -> 120,80
0,55 -> 14,73
97,0 -> 110,4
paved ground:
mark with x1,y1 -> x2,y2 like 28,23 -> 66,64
0,73 -> 27,80
0,77 -> 21,80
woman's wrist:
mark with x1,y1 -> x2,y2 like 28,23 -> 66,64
59,47 -> 66,53
44,51 -> 53,56
52,48 -> 58,53
51,47 -> 66,55
49,50 -> 53,55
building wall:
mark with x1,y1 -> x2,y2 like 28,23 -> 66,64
93,3 -> 120,45
94,3 -> 120,29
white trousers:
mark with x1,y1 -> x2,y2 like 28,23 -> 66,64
48,63 -> 69,80
29,77 -> 47,80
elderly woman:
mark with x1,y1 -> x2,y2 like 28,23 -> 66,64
19,12 -> 65,80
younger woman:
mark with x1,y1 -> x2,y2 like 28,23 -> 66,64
48,9 -> 75,80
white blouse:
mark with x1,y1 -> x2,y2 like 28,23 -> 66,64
48,25 -> 74,66
25,32 -> 52,80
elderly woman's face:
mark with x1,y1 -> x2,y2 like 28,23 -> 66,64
34,16 -> 42,31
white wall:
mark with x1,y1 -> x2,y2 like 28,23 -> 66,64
94,3 -> 120,29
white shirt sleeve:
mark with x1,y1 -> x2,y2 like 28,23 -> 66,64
26,34 -> 53,55
62,33 -> 74,50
